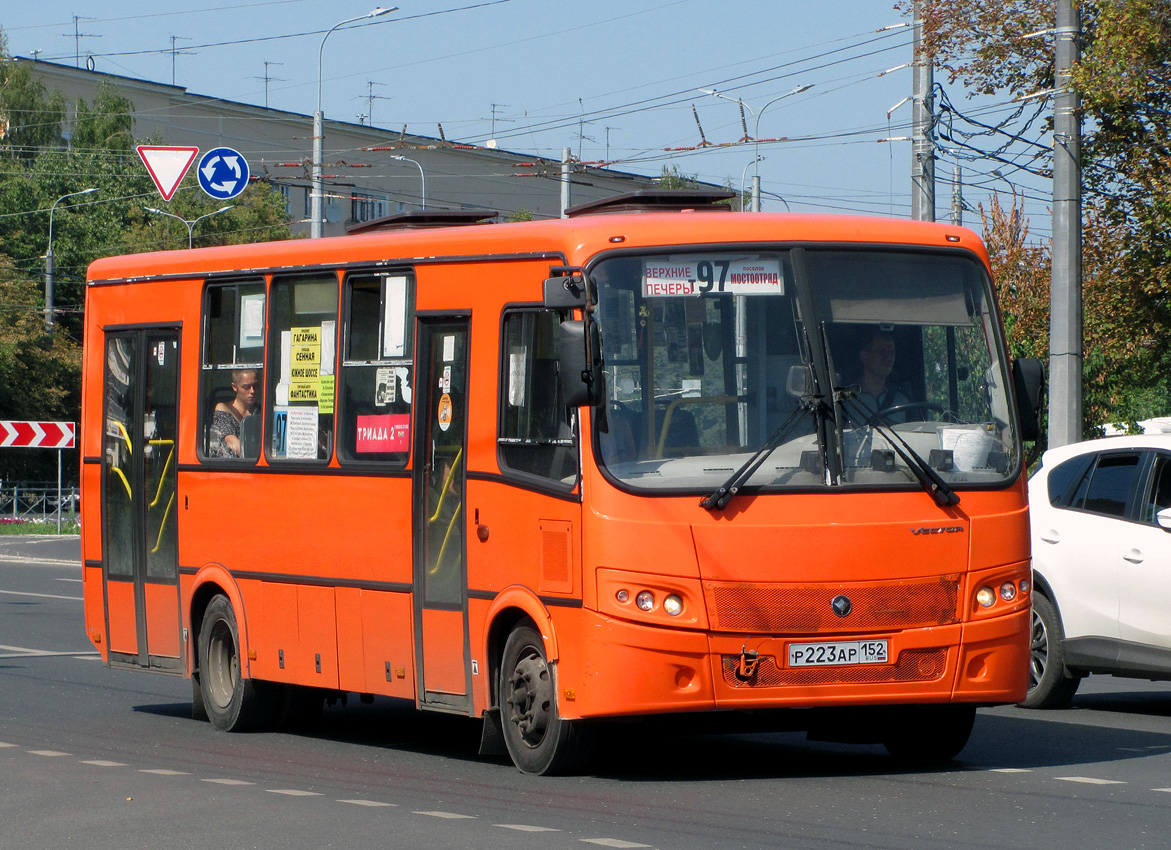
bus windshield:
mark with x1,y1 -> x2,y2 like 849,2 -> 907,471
592,247 -> 1018,493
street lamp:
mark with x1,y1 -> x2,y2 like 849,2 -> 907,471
146,205 -> 234,248
45,187 -> 98,330
312,7 -> 396,238
390,155 -> 426,209
701,84 -> 813,211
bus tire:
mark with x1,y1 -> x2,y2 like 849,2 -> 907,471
882,704 -> 975,763
191,672 -> 209,722
499,623 -> 591,775
1021,593 -> 1080,709
198,594 -> 276,732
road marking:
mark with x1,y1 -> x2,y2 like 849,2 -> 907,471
1056,776 -> 1126,785
28,750 -> 70,757
0,556 -> 79,567
0,589 -> 82,601
1152,788 -> 1171,794
990,768 -> 1032,773
82,760 -> 128,767
203,778 -> 254,786
139,769 -> 190,776
496,824 -> 560,832
415,811 -> 476,819
268,789 -> 322,797
0,644 -> 99,659
339,799 -> 397,807
0,742 -> 17,748
581,840 -> 652,848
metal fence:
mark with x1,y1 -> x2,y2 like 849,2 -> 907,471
0,482 -> 80,526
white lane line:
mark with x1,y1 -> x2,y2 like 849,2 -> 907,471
0,589 -> 82,601
581,840 -> 652,848
0,650 -> 98,660
339,800 -> 398,807
56,578 -> 83,583
1152,788 -> 1171,793
0,556 -> 79,567
990,768 -> 1032,773
0,742 -> 18,748
27,750 -> 70,757
203,778 -> 254,786
1056,776 -> 1126,785
414,811 -> 476,819
496,824 -> 560,832
268,789 -> 323,797
82,760 -> 128,767
140,769 -> 190,776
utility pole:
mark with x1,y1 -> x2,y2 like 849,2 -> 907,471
951,163 -> 963,226
1049,0 -> 1083,447
560,147 -> 572,218
911,0 -> 935,221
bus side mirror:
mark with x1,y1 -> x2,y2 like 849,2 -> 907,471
544,275 -> 587,309
1012,357 -> 1046,442
558,320 -> 603,408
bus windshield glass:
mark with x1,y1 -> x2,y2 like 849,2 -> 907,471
592,247 -> 1018,493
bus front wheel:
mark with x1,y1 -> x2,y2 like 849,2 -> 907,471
198,594 -> 277,732
499,623 -> 591,775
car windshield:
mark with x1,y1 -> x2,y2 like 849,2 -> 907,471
591,247 -> 1019,494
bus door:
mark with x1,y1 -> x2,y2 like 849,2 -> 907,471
412,317 -> 472,712
101,327 -> 182,671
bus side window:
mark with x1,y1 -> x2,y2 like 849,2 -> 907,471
266,272 -> 338,462
498,309 -> 578,486
200,280 -> 265,462
338,272 -> 415,465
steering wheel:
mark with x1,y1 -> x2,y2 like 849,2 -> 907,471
869,401 -> 959,425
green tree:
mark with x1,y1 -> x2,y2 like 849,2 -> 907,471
917,0 -> 1171,434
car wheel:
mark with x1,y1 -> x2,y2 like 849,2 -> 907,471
1020,593 -> 1080,709
499,622 -> 592,775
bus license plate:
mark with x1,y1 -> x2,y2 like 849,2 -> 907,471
788,639 -> 888,667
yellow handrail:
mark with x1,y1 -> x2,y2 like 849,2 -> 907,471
148,440 -> 175,508
429,503 -> 464,577
655,395 -> 740,458
115,420 -> 133,454
111,466 -> 132,499
150,491 -> 176,554
427,447 -> 464,524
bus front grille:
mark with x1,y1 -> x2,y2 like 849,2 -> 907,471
720,649 -> 948,688
703,576 -> 961,634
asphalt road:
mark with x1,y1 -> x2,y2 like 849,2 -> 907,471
3,535 -> 1171,850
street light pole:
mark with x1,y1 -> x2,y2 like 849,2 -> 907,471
45,187 -> 97,331
701,84 -> 812,211
389,155 -> 426,209
312,7 -> 395,238
146,205 -> 234,248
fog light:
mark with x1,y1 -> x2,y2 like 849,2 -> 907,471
999,582 -> 1017,601
616,589 -> 629,603
976,586 -> 996,608
663,594 -> 684,616
635,590 -> 655,611
1019,578 -> 1031,595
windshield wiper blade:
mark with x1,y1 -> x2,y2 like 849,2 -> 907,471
700,401 -> 815,511
838,391 -> 960,508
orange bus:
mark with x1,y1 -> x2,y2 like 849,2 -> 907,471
80,190 -> 1044,774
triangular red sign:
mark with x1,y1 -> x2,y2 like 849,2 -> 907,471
137,145 -> 200,201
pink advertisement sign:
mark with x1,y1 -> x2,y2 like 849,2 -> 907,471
356,413 -> 410,453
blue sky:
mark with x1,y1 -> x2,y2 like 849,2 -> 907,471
2,0 -> 1054,232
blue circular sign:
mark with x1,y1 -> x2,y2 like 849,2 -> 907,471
197,146 -> 250,200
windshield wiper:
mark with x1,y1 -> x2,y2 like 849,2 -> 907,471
838,391 -> 960,508
700,400 -> 817,511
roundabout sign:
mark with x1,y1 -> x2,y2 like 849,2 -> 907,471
197,147 -> 249,200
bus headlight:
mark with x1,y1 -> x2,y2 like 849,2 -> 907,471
976,586 -> 996,608
635,590 -> 656,611
999,582 -> 1017,602
663,594 -> 684,617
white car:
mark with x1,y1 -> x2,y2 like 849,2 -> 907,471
1025,434 -> 1171,708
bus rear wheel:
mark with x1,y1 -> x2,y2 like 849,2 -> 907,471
198,594 -> 276,732
499,623 -> 591,775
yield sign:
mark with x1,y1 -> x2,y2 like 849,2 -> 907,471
0,421 -> 76,449
136,145 -> 200,201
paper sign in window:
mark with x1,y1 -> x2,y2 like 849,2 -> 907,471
383,276 -> 408,358
240,293 -> 265,349
356,413 -> 410,453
